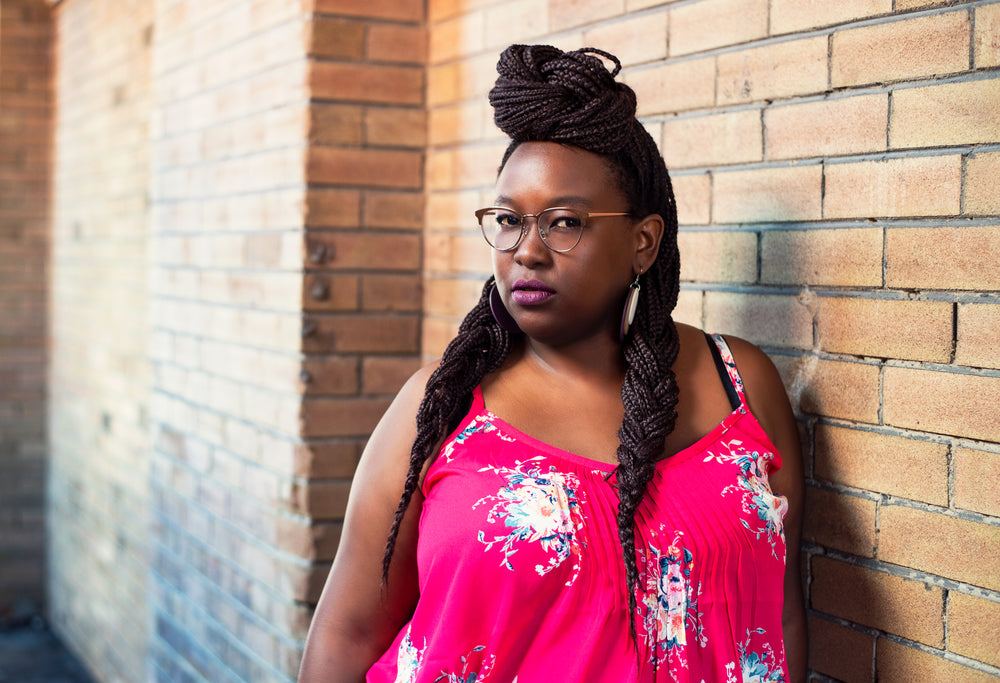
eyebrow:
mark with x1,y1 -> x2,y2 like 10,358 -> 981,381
493,194 -> 596,209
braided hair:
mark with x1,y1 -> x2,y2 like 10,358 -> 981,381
382,44 -> 681,653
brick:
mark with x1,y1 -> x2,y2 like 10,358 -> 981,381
309,104 -> 363,146
422,316 -> 462,358
364,107 -> 427,148
672,289 -> 703,328
302,274 -> 358,311
713,165 -> 823,223
672,173 -> 710,225
668,0 -> 767,56
484,0 -> 551,52
302,315 -> 421,354
293,479 -> 352,520
299,397 -> 392,439
582,12 -> 667,66
307,148 -> 422,189
661,110 -> 762,169
310,63 -> 422,105
793,357 -> 881,423
824,156 -> 962,219
429,11 -> 483,63
949,591 -> 1000,668
677,230 -> 757,283
831,11 -> 971,88
954,447 -> 1000,517
814,425 -> 948,506
894,0 -> 951,8
891,79 -> 1000,149
549,0 -> 625,32
363,191 -> 424,230
956,303 -> 1000,370
884,366 -> 1000,442
293,442 -> 360,479
807,616 -> 874,682
761,228 -> 882,287
426,54 -> 497,107
362,357 -> 422,395
453,142 -> 507,189
803,486 -> 877,557
876,637 -> 997,683
879,504 -> 1000,591
626,57 -> 716,116
361,274 -> 422,312
423,277 -> 485,319
764,94 -> 888,160
975,3 -> 1000,68
309,18 -> 365,60
423,233 -> 492,275
966,151 -> 1000,216
717,36 -> 828,105
703,292 -> 812,349
314,0 -> 422,22
816,297 -> 952,363
886,226 -> 1000,290
811,556 -> 945,646
367,24 -> 426,64
304,189 -> 361,228
770,0 -> 890,35
300,356 -> 359,396
429,101 -> 485,145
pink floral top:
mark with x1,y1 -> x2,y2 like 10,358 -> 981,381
367,334 -> 790,682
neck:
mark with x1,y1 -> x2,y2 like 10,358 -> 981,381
519,330 -> 627,386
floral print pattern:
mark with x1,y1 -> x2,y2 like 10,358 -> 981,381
394,628 -> 425,683
704,439 -> 788,559
474,456 -> 587,585
434,645 -> 496,682
639,530 -> 706,670
725,629 -> 786,683
441,414 -> 515,462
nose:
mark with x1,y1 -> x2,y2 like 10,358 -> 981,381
512,216 -> 552,267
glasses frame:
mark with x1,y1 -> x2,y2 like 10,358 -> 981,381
475,207 -> 631,253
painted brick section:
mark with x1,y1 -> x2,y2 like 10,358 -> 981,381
0,0 -> 51,621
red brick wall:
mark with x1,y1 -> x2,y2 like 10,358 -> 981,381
0,0 -> 51,622
425,1 -> 1000,680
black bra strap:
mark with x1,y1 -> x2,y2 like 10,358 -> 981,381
705,332 -> 741,411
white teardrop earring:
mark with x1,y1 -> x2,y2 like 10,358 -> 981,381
619,271 -> 641,342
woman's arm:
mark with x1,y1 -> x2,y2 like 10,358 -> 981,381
298,364 -> 438,683
727,337 -> 808,683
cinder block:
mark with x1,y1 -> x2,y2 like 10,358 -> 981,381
832,11 -> 970,87
879,503 -> 1000,591
814,424 -> 948,505
811,556 -> 945,647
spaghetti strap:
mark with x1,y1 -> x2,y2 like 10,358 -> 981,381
708,333 -> 747,411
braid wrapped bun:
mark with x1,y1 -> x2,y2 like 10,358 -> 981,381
489,45 -> 638,155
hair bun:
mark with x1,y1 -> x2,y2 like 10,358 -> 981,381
489,44 -> 638,155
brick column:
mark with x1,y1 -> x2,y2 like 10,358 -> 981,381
0,0 -> 52,622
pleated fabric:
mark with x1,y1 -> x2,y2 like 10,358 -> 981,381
367,335 -> 789,683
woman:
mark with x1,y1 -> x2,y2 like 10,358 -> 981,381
299,44 -> 806,682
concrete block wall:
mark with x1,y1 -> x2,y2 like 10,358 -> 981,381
45,0 -> 154,679
0,0 -> 51,621
425,0 -> 1000,680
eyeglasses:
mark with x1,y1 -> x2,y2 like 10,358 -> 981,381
475,207 -> 631,253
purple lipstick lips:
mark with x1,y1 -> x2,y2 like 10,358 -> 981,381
511,279 -> 555,305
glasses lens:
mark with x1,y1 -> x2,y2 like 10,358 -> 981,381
538,209 -> 585,252
479,209 -> 522,250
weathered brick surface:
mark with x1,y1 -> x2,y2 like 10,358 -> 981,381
884,366 -> 1000,442
814,425 -> 949,505
953,447 -> 1000,517
807,616 -> 874,682
661,110 -> 762,169
886,226 -> 1000,290
876,637 -> 998,683
717,36 -> 828,105
949,591 -> 1000,668
764,94 -> 888,160
964,151 -> 1000,216
713,165 -> 823,223
761,228 -> 882,287
668,0 -> 768,56
824,156 -> 962,219
677,231 -> 757,283
816,297 -> 953,362
671,173 -> 711,226
891,79 -> 1000,148
811,556 -> 945,646
879,504 -> 1000,591
703,292 -> 813,349
803,486 -> 877,557
794,358 -> 881,424
770,0 -> 890,34
831,11 -> 971,87
975,2 -> 1000,68
956,303 -> 1000,370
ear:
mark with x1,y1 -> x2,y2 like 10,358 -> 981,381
632,213 -> 664,274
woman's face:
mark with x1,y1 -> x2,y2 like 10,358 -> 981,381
491,141 -> 646,347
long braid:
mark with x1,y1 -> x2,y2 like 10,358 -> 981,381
492,45 -> 682,652
381,278 -> 512,580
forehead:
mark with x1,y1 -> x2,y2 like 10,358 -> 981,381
495,142 -> 622,207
